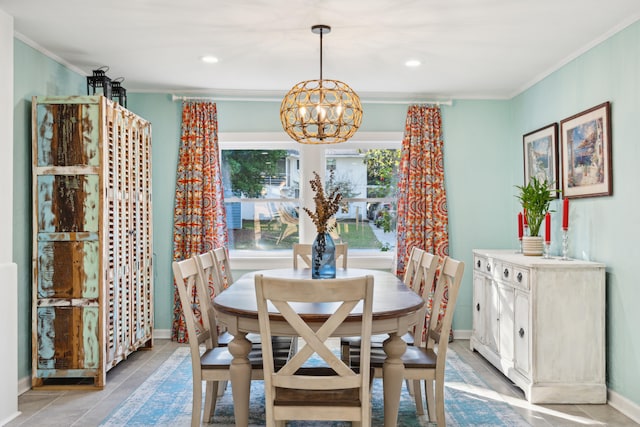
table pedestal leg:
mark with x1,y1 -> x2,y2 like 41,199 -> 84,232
383,332 -> 407,427
228,331 -> 252,427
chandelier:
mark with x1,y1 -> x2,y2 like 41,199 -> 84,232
280,25 -> 363,144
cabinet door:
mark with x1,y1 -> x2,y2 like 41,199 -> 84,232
472,273 -> 486,343
514,290 -> 530,376
486,280 -> 500,353
498,284 -> 514,364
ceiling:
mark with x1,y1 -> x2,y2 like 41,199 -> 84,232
2,0 -> 640,100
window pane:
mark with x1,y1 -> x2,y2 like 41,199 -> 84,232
222,149 -> 299,198
222,149 -> 300,250
325,148 -> 400,252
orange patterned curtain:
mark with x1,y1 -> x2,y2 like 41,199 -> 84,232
395,105 -> 451,339
171,101 -> 229,343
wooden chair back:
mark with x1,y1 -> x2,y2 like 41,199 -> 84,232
211,246 -> 234,291
411,251 -> 440,341
255,274 -> 374,426
292,243 -> 348,269
194,250 -> 225,297
404,247 -> 426,291
421,256 -> 465,351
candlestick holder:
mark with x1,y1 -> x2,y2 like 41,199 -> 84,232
524,225 -> 529,237
561,228 -> 571,260
543,241 -> 551,259
516,237 -> 523,254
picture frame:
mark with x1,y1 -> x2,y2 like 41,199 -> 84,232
523,123 -> 559,197
560,102 -> 612,199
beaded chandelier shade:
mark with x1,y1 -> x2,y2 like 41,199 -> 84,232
280,25 -> 362,144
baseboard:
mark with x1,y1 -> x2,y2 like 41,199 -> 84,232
0,410 -> 21,426
608,388 -> 640,424
17,376 -> 30,396
153,329 -> 172,340
453,329 -> 472,340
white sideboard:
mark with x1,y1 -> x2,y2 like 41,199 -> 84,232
470,249 -> 606,403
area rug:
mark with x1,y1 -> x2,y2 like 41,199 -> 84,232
100,346 -> 530,426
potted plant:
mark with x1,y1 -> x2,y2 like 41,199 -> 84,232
515,176 -> 555,256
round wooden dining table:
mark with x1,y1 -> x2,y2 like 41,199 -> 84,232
212,267 -> 424,427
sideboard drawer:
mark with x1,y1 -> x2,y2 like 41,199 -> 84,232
499,263 -> 513,283
513,267 -> 530,290
497,262 -> 529,290
474,255 -> 487,274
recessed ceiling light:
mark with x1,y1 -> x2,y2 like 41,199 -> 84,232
405,59 -> 421,67
201,55 -> 219,64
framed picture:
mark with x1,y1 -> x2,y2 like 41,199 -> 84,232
560,102 -> 612,198
523,123 -> 559,197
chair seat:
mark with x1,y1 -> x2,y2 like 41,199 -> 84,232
201,343 -> 293,370
350,346 -> 437,369
274,367 -> 369,407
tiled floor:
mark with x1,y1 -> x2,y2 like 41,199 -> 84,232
7,339 -> 639,426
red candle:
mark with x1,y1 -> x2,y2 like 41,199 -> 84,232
523,209 -> 528,226
545,212 -> 551,243
517,212 -> 523,239
562,198 -> 569,229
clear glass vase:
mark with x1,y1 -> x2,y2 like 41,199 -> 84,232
311,232 -> 336,279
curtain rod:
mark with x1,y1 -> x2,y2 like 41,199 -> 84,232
171,94 -> 453,106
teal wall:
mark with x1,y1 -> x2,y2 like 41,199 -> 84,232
11,20 -> 640,407
12,40 -> 86,380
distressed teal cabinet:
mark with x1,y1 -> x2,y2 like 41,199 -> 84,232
32,96 -> 153,388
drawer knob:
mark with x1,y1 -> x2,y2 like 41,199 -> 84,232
519,328 -> 525,338
477,260 -> 481,268
486,264 -> 491,272
517,272 -> 523,282
503,268 -> 509,278
476,303 -> 480,312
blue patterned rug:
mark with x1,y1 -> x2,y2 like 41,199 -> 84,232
100,346 -> 530,426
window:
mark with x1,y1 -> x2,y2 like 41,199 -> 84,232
222,148 -> 300,250
219,133 -> 401,259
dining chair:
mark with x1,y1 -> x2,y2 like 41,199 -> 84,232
292,242 -> 348,269
255,273 -> 374,427
340,246 -> 429,361
172,257 -> 294,427
351,256 -> 465,426
201,248 -> 295,353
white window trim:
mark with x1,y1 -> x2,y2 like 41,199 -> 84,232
218,131 -> 403,270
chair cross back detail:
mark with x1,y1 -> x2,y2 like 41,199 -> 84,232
275,293 -> 357,380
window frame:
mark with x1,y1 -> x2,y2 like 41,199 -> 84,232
219,131 -> 402,270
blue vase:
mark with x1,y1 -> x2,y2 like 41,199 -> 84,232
311,232 -> 336,279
